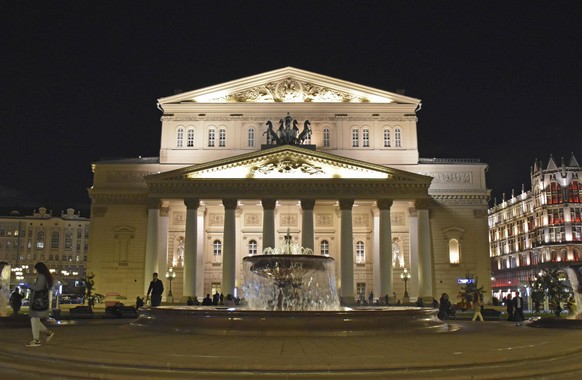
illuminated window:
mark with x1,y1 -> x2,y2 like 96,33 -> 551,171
323,128 -> 331,147
569,181 -> 581,203
65,230 -> 73,250
362,128 -> 370,147
356,282 -> 366,301
248,239 -> 257,255
51,232 -> 59,249
320,240 -> 329,256
219,128 -> 226,147
394,127 -> 402,147
247,128 -> 255,147
356,240 -> 365,263
352,128 -> 359,147
176,127 -> 184,147
213,240 -> 222,263
208,128 -> 215,147
36,231 -> 45,249
547,182 -> 563,204
383,128 -> 391,147
449,239 -> 460,264
187,128 -> 195,147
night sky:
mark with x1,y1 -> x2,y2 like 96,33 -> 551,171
1,1 -> 581,214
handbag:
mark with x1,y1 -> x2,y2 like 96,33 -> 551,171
30,286 -> 49,311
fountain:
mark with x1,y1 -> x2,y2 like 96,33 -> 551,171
133,232 -> 448,335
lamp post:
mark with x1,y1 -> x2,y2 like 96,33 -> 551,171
165,267 -> 176,303
400,267 -> 411,303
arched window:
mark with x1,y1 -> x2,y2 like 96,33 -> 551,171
213,240 -> 222,263
65,230 -> 73,250
362,128 -> 370,147
248,239 -> 257,255
248,128 -> 255,147
352,128 -> 359,147
323,128 -> 331,147
219,127 -> 226,147
449,239 -> 460,264
187,128 -> 195,147
383,128 -> 391,147
569,181 -> 581,203
36,231 -> 45,249
51,232 -> 59,249
356,240 -> 365,263
320,240 -> 329,256
394,127 -> 402,147
176,127 -> 184,147
208,128 -> 216,147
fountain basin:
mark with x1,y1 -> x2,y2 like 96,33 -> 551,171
131,306 -> 449,336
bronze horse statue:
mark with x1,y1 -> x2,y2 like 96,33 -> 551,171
297,120 -> 311,144
263,120 -> 280,145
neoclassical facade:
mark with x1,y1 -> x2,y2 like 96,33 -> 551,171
88,67 -> 491,303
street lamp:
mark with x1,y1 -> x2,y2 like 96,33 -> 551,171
165,267 -> 176,302
400,267 -> 411,302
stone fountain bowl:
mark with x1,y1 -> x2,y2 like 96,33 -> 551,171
131,306 -> 449,336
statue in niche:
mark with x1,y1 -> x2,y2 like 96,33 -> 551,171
264,113 -> 310,146
393,238 -> 404,268
177,237 -> 184,267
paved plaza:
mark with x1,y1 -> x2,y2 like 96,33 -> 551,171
1,318 -> 582,379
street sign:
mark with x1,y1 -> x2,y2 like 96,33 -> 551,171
457,278 -> 475,284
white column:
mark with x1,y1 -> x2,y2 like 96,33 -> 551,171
416,200 -> 433,299
183,198 -> 199,298
196,206 -> 206,299
372,208 -> 381,299
339,199 -> 355,304
144,199 -> 160,294
222,198 -> 238,296
301,199 -> 315,251
262,199 -> 276,250
408,207 -> 419,300
157,206 -> 170,292
378,199 -> 393,299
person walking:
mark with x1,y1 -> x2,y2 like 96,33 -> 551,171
471,293 -> 484,321
9,286 -> 23,315
438,293 -> 451,320
26,262 -> 55,347
513,291 -> 524,323
506,294 -> 514,321
146,272 -> 164,307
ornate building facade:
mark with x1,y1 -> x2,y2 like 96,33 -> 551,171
488,154 -> 582,304
88,68 -> 491,303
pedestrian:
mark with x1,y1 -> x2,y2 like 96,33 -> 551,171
438,293 -> 451,320
513,291 -> 524,323
225,294 -> 235,306
213,291 -> 220,305
432,298 -> 439,309
26,262 -> 55,347
136,296 -> 144,308
506,294 -> 514,321
384,294 -> 389,305
471,293 -> 484,321
368,291 -> 374,305
416,297 -> 424,307
202,293 -> 213,306
192,296 -> 200,306
9,286 -> 23,315
146,272 -> 164,307
187,296 -> 194,305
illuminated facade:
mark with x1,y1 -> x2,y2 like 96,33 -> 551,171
0,207 -> 89,292
88,67 -> 491,303
488,154 -> 582,302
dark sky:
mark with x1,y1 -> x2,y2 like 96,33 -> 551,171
1,1 -> 581,213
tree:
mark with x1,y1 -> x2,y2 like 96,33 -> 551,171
530,267 -> 572,317
82,273 -> 104,310
457,274 -> 485,308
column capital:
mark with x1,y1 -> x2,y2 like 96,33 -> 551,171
376,199 -> 393,210
146,198 -> 162,209
338,199 -> 354,211
184,198 -> 200,210
300,199 -> 316,210
261,199 -> 277,210
414,198 -> 431,210
222,198 -> 238,210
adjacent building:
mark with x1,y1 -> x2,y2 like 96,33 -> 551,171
88,67 -> 491,304
488,154 -> 582,305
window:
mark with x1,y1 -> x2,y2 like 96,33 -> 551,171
569,181 -> 581,203
36,231 -> 45,249
176,127 -> 184,147
51,232 -> 59,249
248,239 -> 257,255
356,240 -> 365,263
65,231 -> 73,250
449,239 -> 460,264
248,128 -> 255,147
547,182 -> 563,204
320,240 -> 329,256
362,128 -> 370,147
356,282 -> 366,302
219,128 -> 226,147
213,240 -> 222,263
208,128 -> 215,147
352,128 -> 359,147
323,128 -> 331,147
383,128 -> 391,147
187,128 -> 195,147
394,127 -> 402,147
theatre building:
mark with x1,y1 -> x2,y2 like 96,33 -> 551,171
88,67 -> 491,304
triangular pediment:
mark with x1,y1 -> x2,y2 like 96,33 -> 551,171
157,67 -> 420,105
148,145 -> 431,183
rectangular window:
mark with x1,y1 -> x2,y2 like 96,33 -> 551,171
362,129 -> 369,147
248,128 -> 255,147
219,128 -> 226,147
383,129 -> 391,147
208,129 -> 215,147
323,129 -> 330,147
352,129 -> 359,147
